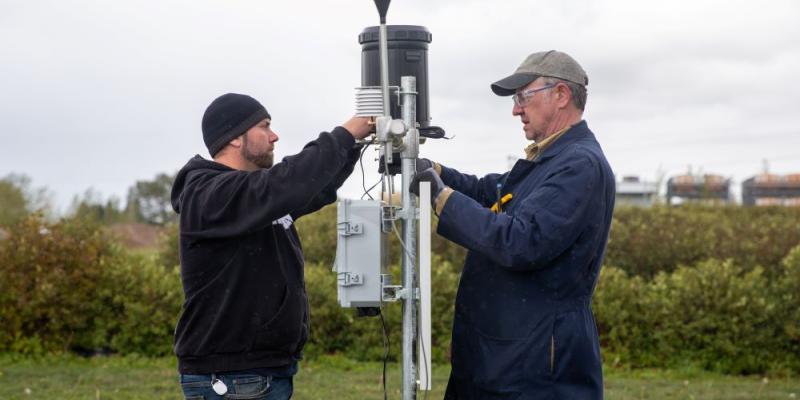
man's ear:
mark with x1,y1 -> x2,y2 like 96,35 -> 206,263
228,135 -> 243,149
556,83 -> 572,109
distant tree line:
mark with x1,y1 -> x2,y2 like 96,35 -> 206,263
0,172 -> 177,227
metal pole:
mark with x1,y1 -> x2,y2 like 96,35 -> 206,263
379,24 -> 391,118
378,19 -> 394,164
400,76 -> 418,400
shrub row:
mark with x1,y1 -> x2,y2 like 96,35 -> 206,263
2,208 -> 799,375
0,214 -> 181,356
302,248 -> 800,374
594,250 -> 800,374
168,205 -> 800,280
605,204 -> 800,278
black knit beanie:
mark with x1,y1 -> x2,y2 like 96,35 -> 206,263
202,93 -> 271,157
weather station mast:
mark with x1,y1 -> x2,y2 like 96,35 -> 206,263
333,1 -> 447,398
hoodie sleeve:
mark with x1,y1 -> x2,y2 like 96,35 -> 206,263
178,127 -> 356,239
290,143 -> 363,220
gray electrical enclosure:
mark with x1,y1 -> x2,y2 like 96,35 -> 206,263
335,199 -> 387,308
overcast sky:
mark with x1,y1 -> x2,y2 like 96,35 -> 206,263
1,0 -> 798,213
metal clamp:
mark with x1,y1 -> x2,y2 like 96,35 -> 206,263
381,206 -> 397,233
337,222 -> 363,236
339,272 -> 365,287
381,274 -> 403,302
393,288 -> 420,300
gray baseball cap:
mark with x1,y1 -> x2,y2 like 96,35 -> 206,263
491,50 -> 588,96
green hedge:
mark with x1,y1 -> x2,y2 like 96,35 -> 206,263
296,205 -> 800,279
606,205 -> 800,278
302,249 -> 800,374
0,214 -> 181,356
3,206 -> 800,375
595,252 -> 800,374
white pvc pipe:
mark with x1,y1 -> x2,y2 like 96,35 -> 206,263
418,181 -> 432,391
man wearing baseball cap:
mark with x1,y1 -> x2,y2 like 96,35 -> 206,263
412,51 -> 615,399
171,93 -> 372,399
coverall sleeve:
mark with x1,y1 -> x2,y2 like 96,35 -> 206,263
436,153 -> 600,270
439,164 -> 505,208
180,127 -> 356,239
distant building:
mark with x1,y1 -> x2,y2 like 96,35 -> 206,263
667,174 -> 731,205
742,173 -> 800,206
616,176 -> 659,207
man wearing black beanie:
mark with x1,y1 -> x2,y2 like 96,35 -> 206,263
171,93 -> 372,399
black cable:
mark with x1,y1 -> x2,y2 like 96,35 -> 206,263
411,245 -> 431,400
380,310 -> 389,400
359,138 -> 377,200
357,137 -> 389,399
364,176 -> 383,199
418,293 -> 430,400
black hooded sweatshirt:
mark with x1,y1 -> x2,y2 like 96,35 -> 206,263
170,127 -> 361,374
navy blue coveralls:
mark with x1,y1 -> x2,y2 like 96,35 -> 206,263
437,121 -> 615,400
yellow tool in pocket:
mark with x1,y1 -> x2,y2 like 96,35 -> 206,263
490,193 -> 513,213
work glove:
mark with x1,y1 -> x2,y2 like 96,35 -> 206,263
410,167 -> 445,208
378,157 -> 436,174
416,158 -> 433,173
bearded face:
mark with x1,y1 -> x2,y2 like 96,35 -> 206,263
240,131 -> 274,169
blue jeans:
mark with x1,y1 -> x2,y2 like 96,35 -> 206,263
180,373 -> 293,400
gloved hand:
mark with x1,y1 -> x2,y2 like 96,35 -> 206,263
379,157 -> 437,175
410,168 -> 445,207
416,158 -> 433,173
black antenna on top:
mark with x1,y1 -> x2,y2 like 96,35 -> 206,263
374,0 -> 391,23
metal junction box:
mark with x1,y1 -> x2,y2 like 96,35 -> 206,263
335,199 -> 387,307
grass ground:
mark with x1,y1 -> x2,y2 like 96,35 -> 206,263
0,354 -> 797,399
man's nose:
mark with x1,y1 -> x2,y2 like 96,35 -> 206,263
512,103 -> 524,116
270,131 -> 280,142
